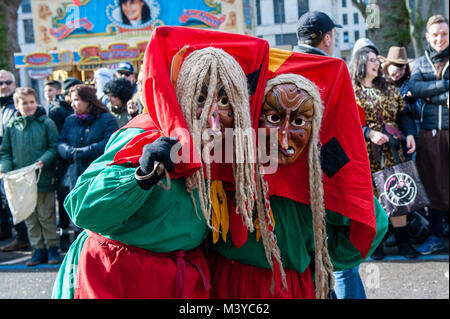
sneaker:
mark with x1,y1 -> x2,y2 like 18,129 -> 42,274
398,243 -> 419,259
26,248 -> 48,266
417,234 -> 446,255
1,238 -> 30,252
47,247 -> 62,265
370,243 -> 385,260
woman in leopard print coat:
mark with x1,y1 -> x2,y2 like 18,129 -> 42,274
349,46 -> 418,260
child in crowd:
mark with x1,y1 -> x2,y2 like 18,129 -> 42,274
0,87 -> 61,266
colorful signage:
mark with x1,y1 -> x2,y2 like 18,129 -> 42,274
31,0 -> 250,52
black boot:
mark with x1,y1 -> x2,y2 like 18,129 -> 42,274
370,242 -> 385,260
393,226 -> 419,259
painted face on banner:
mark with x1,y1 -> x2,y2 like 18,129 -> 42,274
196,74 -> 234,145
259,83 -> 314,165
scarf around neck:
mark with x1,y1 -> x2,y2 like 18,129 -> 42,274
426,44 -> 449,63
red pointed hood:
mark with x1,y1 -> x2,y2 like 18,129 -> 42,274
111,26 -> 270,182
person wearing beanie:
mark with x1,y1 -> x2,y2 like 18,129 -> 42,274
352,38 -> 380,59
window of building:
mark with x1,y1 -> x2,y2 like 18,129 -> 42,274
273,0 -> 285,24
343,31 -> 349,43
353,12 -> 359,24
21,0 -> 32,13
342,13 -> 348,25
297,0 -> 309,19
342,0 -> 347,8
354,30 -> 360,42
255,0 -> 262,25
275,33 -> 297,46
23,19 -> 35,44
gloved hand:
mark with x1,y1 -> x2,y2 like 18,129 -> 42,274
135,136 -> 179,190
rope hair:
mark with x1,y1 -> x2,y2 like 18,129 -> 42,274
264,73 -> 335,299
175,46 -> 257,232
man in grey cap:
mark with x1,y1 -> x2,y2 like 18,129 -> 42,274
293,11 -> 342,56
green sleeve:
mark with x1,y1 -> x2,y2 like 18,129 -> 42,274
63,127 -> 210,252
63,128 -> 152,234
326,196 -> 389,271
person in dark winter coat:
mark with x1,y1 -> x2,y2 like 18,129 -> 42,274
379,46 -> 421,161
57,84 -> 119,185
409,14 -> 449,256
103,78 -> 133,128
46,79 -> 76,133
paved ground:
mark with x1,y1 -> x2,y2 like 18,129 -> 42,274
0,234 -> 448,299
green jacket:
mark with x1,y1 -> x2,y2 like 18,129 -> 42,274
0,108 -> 59,192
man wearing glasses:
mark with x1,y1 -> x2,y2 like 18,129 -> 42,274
0,70 -> 30,251
115,62 -> 137,95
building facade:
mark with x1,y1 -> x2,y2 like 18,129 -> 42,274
254,0 -> 368,61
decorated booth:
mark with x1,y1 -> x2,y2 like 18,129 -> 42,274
15,0 -> 254,82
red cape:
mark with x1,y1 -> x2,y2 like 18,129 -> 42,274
262,49 -> 376,258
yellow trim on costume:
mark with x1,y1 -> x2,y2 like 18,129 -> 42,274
254,209 -> 276,242
268,48 -> 293,73
211,180 -> 229,243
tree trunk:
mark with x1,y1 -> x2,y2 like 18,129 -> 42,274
0,0 -> 21,80
365,0 -> 411,56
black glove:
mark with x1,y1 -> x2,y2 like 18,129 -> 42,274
135,136 -> 179,190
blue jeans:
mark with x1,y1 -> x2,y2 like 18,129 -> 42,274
333,265 -> 367,299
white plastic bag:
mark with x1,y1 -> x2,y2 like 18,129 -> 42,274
1,163 -> 41,225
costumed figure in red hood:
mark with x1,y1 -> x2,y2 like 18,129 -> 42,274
209,48 -> 388,299
51,26 -> 283,299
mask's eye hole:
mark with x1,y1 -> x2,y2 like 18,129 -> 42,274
218,96 -> 229,107
266,113 -> 281,124
292,117 -> 305,127
198,94 -> 206,105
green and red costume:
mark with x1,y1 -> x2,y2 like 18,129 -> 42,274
52,26 -> 270,299
209,49 -> 389,298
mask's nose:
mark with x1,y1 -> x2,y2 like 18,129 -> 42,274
278,119 -> 290,150
207,97 -> 221,132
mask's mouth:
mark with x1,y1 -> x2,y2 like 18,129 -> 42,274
279,145 -> 295,157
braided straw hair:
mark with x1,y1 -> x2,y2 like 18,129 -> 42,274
175,47 -> 257,231
263,73 -> 335,299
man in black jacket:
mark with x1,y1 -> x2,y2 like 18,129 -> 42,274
0,70 -> 30,251
409,14 -> 449,255
293,11 -> 341,57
